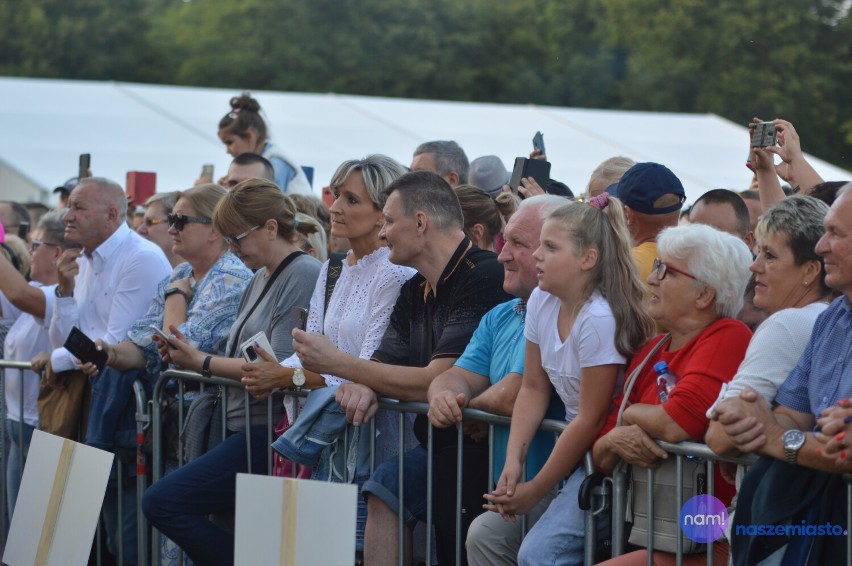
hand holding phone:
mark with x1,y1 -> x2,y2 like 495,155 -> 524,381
149,325 -> 177,349
240,331 -> 274,364
64,326 -> 108,370
509,157 -> 551,198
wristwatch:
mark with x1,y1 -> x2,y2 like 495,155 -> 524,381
783,429 -> 806,464
292,367 -> 306,391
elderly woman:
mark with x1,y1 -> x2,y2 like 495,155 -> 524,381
707,196 -> 832,455
0,211 -> 75,516
142,179 -> 321,566
593,223 -> 753,566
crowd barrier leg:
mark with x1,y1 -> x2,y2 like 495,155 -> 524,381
0,361 -> 38,553
133,379 -> 150,566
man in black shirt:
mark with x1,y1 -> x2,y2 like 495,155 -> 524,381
294,171 -> 511,565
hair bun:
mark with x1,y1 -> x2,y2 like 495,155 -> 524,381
229,92 -> 261,113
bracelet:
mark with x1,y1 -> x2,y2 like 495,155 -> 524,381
164,287 -> 190,301
54,286 -> 72,298
201,355 -> 213,378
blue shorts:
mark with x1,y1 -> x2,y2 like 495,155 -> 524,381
362,445 -> 428,526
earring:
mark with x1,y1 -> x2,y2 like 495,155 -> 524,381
804,281 -> 810,287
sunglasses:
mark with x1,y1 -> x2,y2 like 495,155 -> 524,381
223,225 -> 260,249
30,239 -> 60,253
653,258 -> 698,281
167,213 -> 212,231
143,217 -> 168,228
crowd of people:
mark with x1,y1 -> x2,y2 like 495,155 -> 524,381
1,93 -> 851,566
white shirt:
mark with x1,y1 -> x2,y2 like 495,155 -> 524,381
525,288 -> 626,421
719,301 -> 829,403
4,283 -> 56,426
49,222 -> 172,371
280,246 -> 415,386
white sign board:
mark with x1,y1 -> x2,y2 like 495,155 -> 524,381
3,430 -> 114,566
234,474 -> 357,566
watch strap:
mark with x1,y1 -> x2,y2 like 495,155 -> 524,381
201,355 -> 213,378
165,287 -> 190,302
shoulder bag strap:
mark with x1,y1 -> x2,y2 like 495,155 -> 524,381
227,250 -> 305,357
616,333 -> 671,427
323,252 -> 346,321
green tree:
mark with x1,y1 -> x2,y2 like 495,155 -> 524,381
601,0 -> 852,167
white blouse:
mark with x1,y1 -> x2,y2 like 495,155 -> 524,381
280,246 -> 415,386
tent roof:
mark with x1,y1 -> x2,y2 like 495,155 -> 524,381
0,76 -> 849,205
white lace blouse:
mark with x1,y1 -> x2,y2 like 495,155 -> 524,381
279,246 -> 415,386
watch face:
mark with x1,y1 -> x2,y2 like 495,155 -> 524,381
292,369 -> 306,387
784,429 -> 806,449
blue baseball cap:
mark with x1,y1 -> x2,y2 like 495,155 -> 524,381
616,162 -> 686,215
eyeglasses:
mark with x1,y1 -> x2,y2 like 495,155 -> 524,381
143,217 -> 168,228
167,213 -> 212,231
30,239 -> 60,253
653,258 -> 698,281
223,225 -> 260,249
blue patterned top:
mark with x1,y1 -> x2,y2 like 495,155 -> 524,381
127,251 -> 253,376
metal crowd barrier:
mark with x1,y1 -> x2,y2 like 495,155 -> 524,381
149,370 -> 574,566
0,359 -> 151,566
609,440 -> 757,566
9,358 -> 845,566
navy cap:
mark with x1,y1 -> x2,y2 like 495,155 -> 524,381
616,163 -> 686,215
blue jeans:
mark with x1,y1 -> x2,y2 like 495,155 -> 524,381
142,427 -> 270,566
362,445 -> 429,526
5,419 -> 35,520
517,466 -> 608,566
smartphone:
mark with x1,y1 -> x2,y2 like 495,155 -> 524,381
239,331 -> 274,364
78,153 -> 91,180
508,157 -> 552,198
532,131 -> 546,156
201,164 -> 214,180
148,325 -> 177,349
291,307 -> 308,332
750,121 -> 777,147
64,326 -> 108,369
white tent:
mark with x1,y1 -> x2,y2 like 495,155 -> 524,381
0,76 -> 849,206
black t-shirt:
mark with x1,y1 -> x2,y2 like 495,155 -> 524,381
372,237 -> 512,447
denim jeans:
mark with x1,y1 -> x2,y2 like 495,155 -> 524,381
5,419 -> 35,520
517,466 -> 608,566
141,427 -> 270,566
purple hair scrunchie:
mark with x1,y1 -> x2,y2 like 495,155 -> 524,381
588,192 -> 610,210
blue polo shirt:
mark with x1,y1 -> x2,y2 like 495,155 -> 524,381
775,296 -> 852,419
455,298 -> 562,484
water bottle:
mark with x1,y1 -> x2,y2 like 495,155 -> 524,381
654,361 -> 678,403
